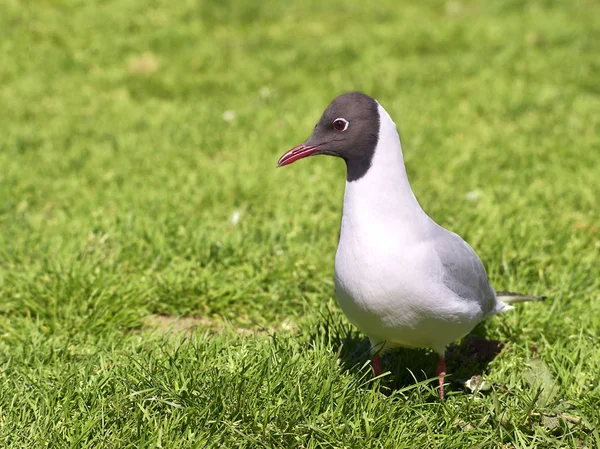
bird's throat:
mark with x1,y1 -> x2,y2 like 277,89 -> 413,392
341,103 -> 428,232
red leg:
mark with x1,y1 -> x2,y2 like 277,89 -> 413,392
436,356 -> 446,399
372,355 -> 382,377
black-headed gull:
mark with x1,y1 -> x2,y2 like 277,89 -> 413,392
277,92 -> 545,398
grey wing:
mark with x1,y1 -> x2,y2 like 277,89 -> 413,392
432,228 -> 497,315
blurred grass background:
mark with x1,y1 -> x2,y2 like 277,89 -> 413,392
0,0 -> 599,447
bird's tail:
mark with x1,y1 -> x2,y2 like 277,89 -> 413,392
496,291 -> 547,304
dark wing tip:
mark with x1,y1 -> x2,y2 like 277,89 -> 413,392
496,291 -> 547,302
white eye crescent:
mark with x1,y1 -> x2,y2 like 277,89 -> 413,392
332,118 -> 349,131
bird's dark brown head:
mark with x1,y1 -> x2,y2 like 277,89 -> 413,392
277,92 -> 380,181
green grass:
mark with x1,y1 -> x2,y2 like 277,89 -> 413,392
1,0 -> 599,447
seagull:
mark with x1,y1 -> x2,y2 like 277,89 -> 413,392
277,92 -> 545,398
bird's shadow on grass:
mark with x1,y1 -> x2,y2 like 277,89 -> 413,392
324,318 -> 504,395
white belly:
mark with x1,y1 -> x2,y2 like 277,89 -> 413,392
334,241 -> 483,353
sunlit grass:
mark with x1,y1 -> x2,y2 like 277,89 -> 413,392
0,0 -> 599,447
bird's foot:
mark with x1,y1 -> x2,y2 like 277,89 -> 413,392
372,355 -> 382,377
436,357 -> 446,400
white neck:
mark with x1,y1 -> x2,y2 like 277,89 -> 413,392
340,103 -> 433,239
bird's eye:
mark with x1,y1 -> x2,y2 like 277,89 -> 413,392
332,118 -> 349,131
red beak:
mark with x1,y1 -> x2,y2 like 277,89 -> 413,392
277,144 -> 322,167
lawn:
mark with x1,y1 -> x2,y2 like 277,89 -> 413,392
1,0 -> 599,447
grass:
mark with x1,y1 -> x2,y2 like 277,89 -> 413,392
1,0 -> 599,446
